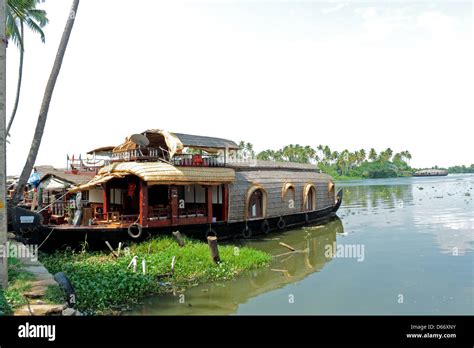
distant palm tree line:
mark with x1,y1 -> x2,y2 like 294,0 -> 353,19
238,142 -> 413,179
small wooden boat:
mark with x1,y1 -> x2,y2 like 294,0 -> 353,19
11,130 -> 343,249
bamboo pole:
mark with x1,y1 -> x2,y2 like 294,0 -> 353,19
279,242 -> 296,252
172,231 -> 185,247
207,236 -> 221,264
105,241 -> 118,258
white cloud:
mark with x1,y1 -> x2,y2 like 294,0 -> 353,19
354,7 -> 395,42
321,3 -> 347,15
417,11 -> 457,39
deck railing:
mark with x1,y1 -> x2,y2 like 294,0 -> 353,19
171,154 -> 224,167
67,158 -> 109,174
110,147 -> 226,167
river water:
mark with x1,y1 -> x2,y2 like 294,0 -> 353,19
128,174 -> 474,315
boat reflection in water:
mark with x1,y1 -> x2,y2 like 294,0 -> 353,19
127,217 -> 344,315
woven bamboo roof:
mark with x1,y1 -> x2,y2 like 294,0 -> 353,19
69,162 -> 235,192
86,146 -> 115,155
227,160 -> 321,172
170,132 -> 239,150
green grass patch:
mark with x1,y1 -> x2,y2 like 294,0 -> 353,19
2,257 -> 36,312
0,289 -> 12,315
40,236 -> 271,315
44,285 -> 66,305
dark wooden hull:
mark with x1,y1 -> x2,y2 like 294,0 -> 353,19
413,173 -> 448,177
12,203 -> 341,251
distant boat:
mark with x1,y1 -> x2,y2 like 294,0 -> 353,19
413,169 -> 448,177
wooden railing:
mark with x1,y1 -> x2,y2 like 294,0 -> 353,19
178,205 -> 207,219
111,147 -> 226,167
171,154 -> 224,167
111,147 -> 171,163
148,207 -> 171,221
68,159 -> 109,173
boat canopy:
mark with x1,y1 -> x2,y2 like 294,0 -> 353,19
69,162 -> 235,192
86,146 -> 115,155
113,129 -> 239,158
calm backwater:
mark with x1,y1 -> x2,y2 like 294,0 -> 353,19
128,174 -> 474,315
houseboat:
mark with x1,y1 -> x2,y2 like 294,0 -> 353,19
11,129 -> 343,248
413,169 -> 448,177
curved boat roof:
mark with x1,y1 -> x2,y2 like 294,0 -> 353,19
69,162 -> 235,192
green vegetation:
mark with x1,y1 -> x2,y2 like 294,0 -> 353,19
0,257 -> 67,315
0,289 -> 11,315
1,257 -> 35,313
245,141 -> 413,179
40,236 -> 271,315
447,164 -> 474,174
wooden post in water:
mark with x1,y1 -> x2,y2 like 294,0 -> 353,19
207,236 -> 220,264
0,0 -> 8,289
172,231 -> 185,247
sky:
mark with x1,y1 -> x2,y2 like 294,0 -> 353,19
5,0 -> 473,175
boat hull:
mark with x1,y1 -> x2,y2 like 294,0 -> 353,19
12,202 -> 341,251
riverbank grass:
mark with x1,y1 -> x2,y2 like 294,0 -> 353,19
0,257 -> 66,315
40,236 -> 271,314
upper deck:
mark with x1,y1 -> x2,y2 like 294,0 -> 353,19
69,129 -> 242,173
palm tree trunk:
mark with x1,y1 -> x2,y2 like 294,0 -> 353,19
0,0 -> 9,289
6,22 -> 24,136
13,0 -> 80,204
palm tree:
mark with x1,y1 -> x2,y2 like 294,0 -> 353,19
330,150 -> 339,165
336,149 -> 350,175
323,145 -> 331,163
6,0 -> 48,136
368,148 -> 377,162
349,152 -> 358,169
1,0 -> 8,289
385,148 -> 393,162
238,141 -> 255,159
13,0 -> 79,203
400,150 -> 412,164
392,153 -> 402,163
304,145 -> 318,164
358,149 -> 366,163
378,148 -> 393,163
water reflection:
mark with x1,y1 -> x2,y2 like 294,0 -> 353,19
338,175 -> 474,255
341,182 -> 413,211
128,175 -> 474,315
128,218 -> 343,315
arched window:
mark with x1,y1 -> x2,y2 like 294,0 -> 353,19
282,182 -> 296,210
328,181 -> 335,200
303,184 -> 316,211
249,190 -> 263,218
246,185 -> 267,219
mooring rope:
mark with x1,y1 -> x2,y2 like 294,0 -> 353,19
36,191 -> 70,214
37,228 -> 55,250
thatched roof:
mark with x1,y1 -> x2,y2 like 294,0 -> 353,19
227,160 -> 321,172
171,132 -> 239,150
98,130 -> 240,158
35,166 -> 94,186
69,162 -> 235,192
86,146 -> 115,155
